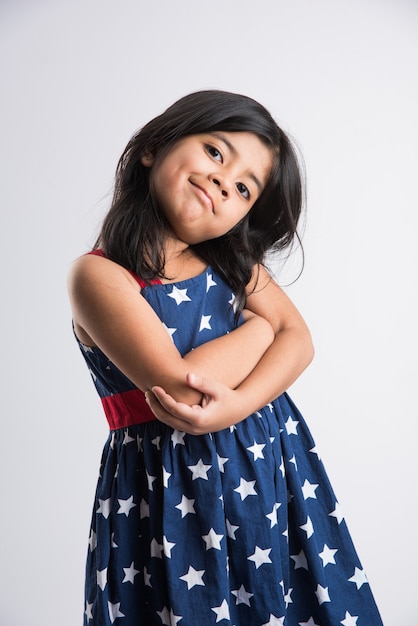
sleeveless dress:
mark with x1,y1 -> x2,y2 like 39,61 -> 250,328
75,257 -> 383,626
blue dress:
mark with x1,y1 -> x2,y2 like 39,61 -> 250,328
76,262 -> 383,626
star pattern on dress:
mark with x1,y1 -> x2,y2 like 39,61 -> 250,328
175,495 -> 196,518
291,549 -> 309,570
266,502 -> 281,528
301,479 -> 319,500
108,601 -> 125,623
234,477 -> 257,500
97,567 -> 107,590
117,495 -> 136,517
78,265 -> 384,626
231,583 -> 254,606
199,314 -> 212,331
171,429 -> 186,448
167,285 -> 191,305
248,546 -> 272,569
211,599 -> 230,622
247,440 -> 266,460
97,498 -> 111,519
300,516 -> 314,538
319,544 -> 338,566
187,458 -> 212,480
285,415 -> 299,435
163,536 -> 176,558
162,322 -> 177,340
206,272 -> 217,291
315,584 -> 330,604
329,501 -> 344,524
122,561 -> 139,584
262,614 -> 285,625
340,611 -> 359,625
299,618 -> 320,626
226,519 -> 239,539
348,566 -> 368,589
180,565 -> 205,589
202,528 -> 223,550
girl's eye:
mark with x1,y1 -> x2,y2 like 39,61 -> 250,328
206,145 -> 223,162
236,182 -> 250,199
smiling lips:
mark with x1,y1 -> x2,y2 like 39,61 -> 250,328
190,181 -> 214,212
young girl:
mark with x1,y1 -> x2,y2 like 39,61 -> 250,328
68,90 -> 383,626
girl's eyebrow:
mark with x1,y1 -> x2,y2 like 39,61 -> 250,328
210,132 -> 264,194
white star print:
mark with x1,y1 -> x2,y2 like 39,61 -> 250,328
284,587 -> 293,607
82,343 -> 94,353
171,429 -> 186,448
202,528 -> 224,550
285,415 -> 299,435
180,565 -> 205,589
111,532 -> 118,548
175,495 -> 196,518
319,544 -> 338,566
315,584 -> 330,604
199,314 -> 212,331
117,495 -> 136,517
206,273 -> 217,291
289,454 -> 298,469
162,322 -> 177,339
151,435 -> 161,450
123,430 -> 135,445
266,503 -> 281,528
170,610 -> 183,624
300,516 -> 314,538
247,440 -> 266,460
329,502 -> 344,524
122,561 -> 139,584
301,479 -> 319,500
231,584 -> 254,606
144,566 -> 151,587
147,471 -> 157,491
96,498 -> 111,519
167,285 -> 191,305
211,599 -> 230,622
88,529 -> 97,552
217,453 -> 229,472
156,607 -> 170,626
136,434 -> 143,451
150,538 -> 163,558
309,445 -> 321,459
108,601 -> 125,624
299,618 -> 320,626
88,368 -> 97,382
279,459 -> 285,477
262,615 -> 285,626
187,458 -> 212,480
348,567 -> 368,589
97,567 -> 107,590
140,498 -> 149,519
163,467 -> 171,488
248,546 -> 272,569
234,477 -> 257,500
85,601 -> 93,621
290,549 -> 308,570
340,611 -> 359,625
226,519 -> 239,539
163,536 -> 176,558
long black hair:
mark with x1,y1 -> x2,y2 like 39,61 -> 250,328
95,90 -> 305,312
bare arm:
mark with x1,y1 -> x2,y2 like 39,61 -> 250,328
68,254 -> 274,405
147,265 -> 314,433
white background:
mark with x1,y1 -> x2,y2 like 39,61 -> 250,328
1,1 -> 417,624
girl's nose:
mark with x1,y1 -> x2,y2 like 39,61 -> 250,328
211,176 -> 229,197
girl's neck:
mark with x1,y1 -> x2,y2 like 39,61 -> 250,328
160,237 -> 207,284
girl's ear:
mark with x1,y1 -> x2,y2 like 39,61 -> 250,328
140,153 -> 154,167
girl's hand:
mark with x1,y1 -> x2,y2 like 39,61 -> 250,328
146,372 -> 246,435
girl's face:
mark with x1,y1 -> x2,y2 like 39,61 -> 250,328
143,131 -> 273,245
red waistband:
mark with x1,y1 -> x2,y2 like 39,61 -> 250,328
101,389 -> 157,430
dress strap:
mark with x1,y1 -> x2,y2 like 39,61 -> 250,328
87,248 -> 161,288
